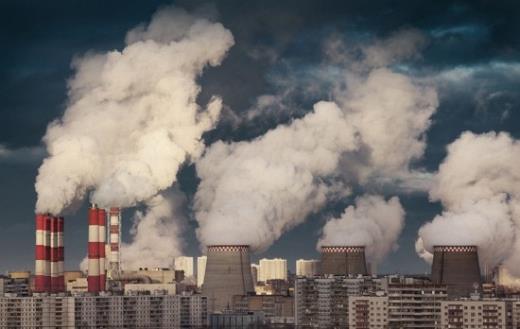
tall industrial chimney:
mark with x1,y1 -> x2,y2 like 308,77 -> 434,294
35,214 -> 65,293
320,246 -> 368,276
98,208 -> 107,291
50,216 -> 65,292
431,245 -> 482,297
34,214 -> 50,293
87,205 -> 100,293
108,207 -> 121,278
202,245 -> 255,312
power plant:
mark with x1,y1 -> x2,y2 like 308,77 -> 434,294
431,245 -> 482,297
202,245 -> 255,311
320,246 -> 368,276
34,214 -> 64,293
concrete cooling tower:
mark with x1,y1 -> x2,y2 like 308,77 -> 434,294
320,246 -> 368,276
202,245 -> 255,312
431,245 -> 482,297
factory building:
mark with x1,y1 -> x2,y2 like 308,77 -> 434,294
296,259 -> 320,277
440,300 -> 506,329
202,245 -> 255,312
348,295 -> 389,329
431,245 -> 482,298
197,256 -> 207,288
258,258 -> 288,282
0,294 -> 207,328
320,246 -> 368,276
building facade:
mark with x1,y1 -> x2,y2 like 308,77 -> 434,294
258,258 -> 288,282
440,300 -> 506,329
0,294 -> 207,328
296,259 -> 320,278
348,295 -> 388,329
174,257 -> 194,279
197,256 -> 207,288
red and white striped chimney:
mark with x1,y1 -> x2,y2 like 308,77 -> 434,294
87,205 -> 100,293
98,208 -> 107,292
54,217 -> 65,292
34,214 -> 50,293
109,208 -> 121,277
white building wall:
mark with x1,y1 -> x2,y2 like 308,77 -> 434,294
197,256 -> 207,287
296,259 -> 319,277
258,258 -> 287,282
175,256 -> 194,278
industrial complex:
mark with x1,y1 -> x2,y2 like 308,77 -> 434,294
0,206 -> 517,328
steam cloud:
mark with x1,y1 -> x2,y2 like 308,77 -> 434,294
417,131 -> 520,275
318,195 -> 405,264
121,190 -> 186,269
35,7 -> 234,215
195,30 -> 438,252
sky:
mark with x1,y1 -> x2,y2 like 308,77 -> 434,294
1,0 -> 519,274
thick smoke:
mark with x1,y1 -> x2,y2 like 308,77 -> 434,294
35,7 -> 234,215
195,30 -> 438,251
318,195 -> 405,264
121,190 -> 186,270
417,131 -> 520,275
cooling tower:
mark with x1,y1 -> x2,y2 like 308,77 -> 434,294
431,245 -> 482,297
202,245 -> 255,312
320,246 -> 368,276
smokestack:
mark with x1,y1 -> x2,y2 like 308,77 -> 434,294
202,245 -> 255,312
49,216 -> 65,292
56,216 -> 65,292
320,246 -> 368,276
34,214 -> 50,293
98,208 -> 106,292
431,245 -> 482,297
87,205 -> 100,293
108,208 -> 121,278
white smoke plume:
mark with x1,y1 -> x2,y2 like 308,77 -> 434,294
195,101 -> 359,250
35,7 -> 234,215
120,190 -> 186,270
195,30 -> 438,252
417,131 -> 520,275
318,195 -> 405,264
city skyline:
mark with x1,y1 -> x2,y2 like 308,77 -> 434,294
1,0 -> 520,277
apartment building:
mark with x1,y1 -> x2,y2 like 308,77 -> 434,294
295,275 -> 383,328
440,300 -> 506,329
387,282 -> 447,329
349,295 -> 389,329
0,293 -> 207,328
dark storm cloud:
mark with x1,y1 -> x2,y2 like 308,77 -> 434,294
1,0 -> 519,272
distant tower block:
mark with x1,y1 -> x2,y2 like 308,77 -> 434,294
108,208 -> 121,278
202,245 -> 255,312
431,245 -> 482,297
320,246 -> 368,276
